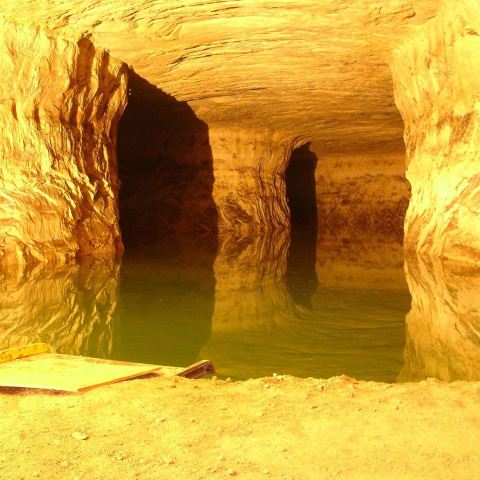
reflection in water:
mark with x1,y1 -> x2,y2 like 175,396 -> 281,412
3,232 -> 479,382
0,264 -> 119,358
399,255 -> 480,382
112,243 -> 215,367
200,231 -> 410,381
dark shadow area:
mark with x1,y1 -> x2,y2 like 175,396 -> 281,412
111,246 -> 214,367
114,70 -> 218,366
117,70 -> 218,254
285,143 -> 318,307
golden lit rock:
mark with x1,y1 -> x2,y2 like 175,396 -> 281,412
0,20 -> 127,269
400,255 -> 480,381
0,1 -> 447,262
392,0 -> 480,263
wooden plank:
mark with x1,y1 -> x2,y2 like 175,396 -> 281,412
177,360 -> 215,379
0,353 -> 161,392
0,343 -> 52,364
0,344 -> 215,392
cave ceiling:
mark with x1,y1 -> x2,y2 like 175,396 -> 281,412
2,0 -> 442,153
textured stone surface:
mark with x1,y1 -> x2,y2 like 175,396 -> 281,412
0,1 -> 440,150
0,264 -> 119,357
0,1 -> 443,259
4,1 -> 480,265
0,20 -> 127,269
400,255 -> 480,381
392,0 -> 480,263
315,150 -> 410,238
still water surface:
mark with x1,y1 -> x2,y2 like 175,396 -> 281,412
1,236 -> 479,382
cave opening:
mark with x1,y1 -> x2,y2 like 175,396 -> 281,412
285,143 -> 319,306
117,70 -> 218,258
114,70 -> 217,366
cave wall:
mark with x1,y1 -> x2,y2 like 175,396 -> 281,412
314,149 -> 410,240
209,127 -> 302,238
0,21 -> 127,270
0,264 -> 119,357
117,72 -> 217,249
392,0 -> 480,264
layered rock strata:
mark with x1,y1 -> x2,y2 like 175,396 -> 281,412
399,255 -> 480,381
392,0 -> 480,264
314,149 -> 410,239
0,264 -> 119,357
209,128 -> 302,237
0,20 -> 127,269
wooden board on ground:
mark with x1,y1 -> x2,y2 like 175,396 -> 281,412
0,344 -> 215,392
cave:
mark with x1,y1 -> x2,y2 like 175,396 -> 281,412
117,71 -> 218,256
2,3 -> 480,474
285,143 -> 319,306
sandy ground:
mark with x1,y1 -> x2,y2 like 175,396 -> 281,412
1,375 -> 480,480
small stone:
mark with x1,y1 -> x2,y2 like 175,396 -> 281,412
263,469 -> 270,475
32,472 -> 40,478
217,454 -> 225,461
311,405 -> 318,409
72,432 -> 89,441
227,469 -> 237,476
225,377 -> 232,383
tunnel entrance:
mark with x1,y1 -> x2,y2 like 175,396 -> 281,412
114,71 -> 218,367
285,143 -> 319,306
117,70 -> 218,256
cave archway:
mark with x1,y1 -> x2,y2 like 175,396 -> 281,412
113,70 -> 218,366
285,143 -> 319,306
117,70 -> 218,255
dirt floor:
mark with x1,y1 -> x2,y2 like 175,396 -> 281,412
1,374 -> 480,480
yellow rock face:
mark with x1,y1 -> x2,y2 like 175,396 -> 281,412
1,1 -> 478,265
0,20 -> 127,269
392,0 -> 480,263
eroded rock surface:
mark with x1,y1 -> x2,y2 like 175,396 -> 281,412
392,0 -> 480,263
2,1 -> 479,266
0,1 -> 445,265
400,255 -> 480,381
0,20 -> 127,269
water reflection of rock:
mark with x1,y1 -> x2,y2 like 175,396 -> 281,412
111,243 -> 215,368
201,230 -> 409,381
211,229 -> 296,333
0,264 -> 119,357
399,255 -> 480,382
312,233 -> 409,382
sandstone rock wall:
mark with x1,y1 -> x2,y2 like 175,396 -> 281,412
0,20 -> 127,270
314,149 -> 410,239
209,128 -> 303,238
392,0 -> 480,264
117,71 -> 217,248
399,255 -> 480,381
0,264 -> 119,357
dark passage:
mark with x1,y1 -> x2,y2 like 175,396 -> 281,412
117,70 -> 218,252
285,143 -> 319,306
114,70 -> 218,366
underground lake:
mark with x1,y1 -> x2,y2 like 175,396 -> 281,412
2,230 -> 479,383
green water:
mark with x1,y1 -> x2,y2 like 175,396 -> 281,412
112,254 -> 410,382
0,242 -> 413,383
